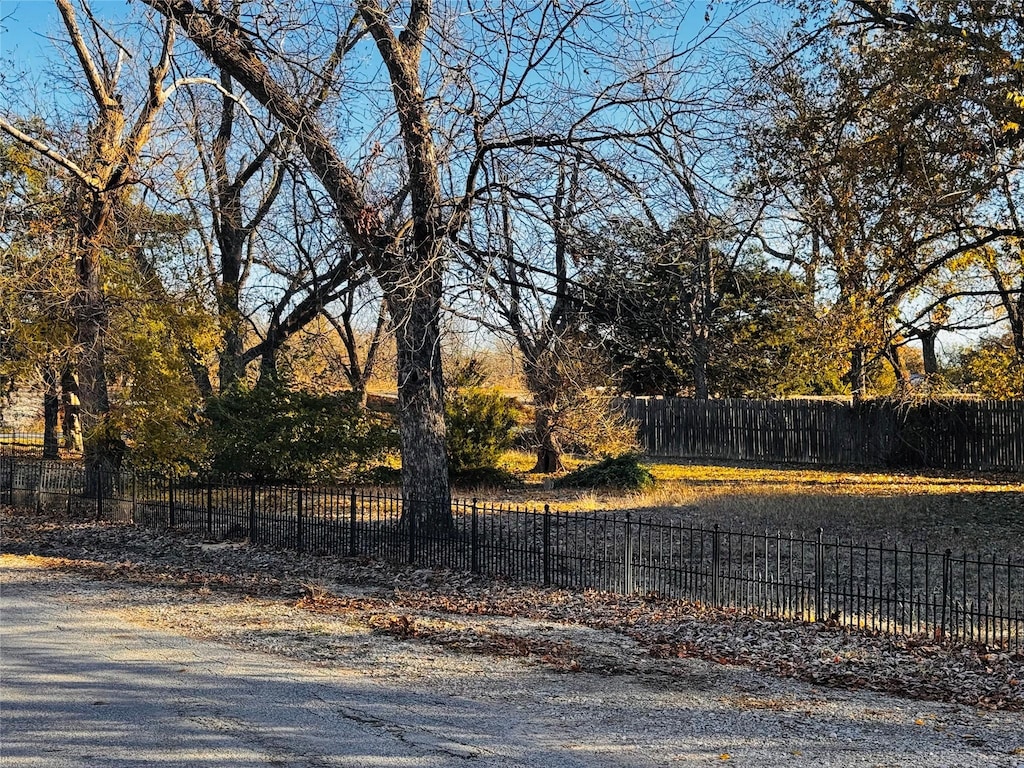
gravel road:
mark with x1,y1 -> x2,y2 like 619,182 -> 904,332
1,556 -> 1022,767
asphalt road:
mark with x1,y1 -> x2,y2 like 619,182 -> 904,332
3,562 -> 1023,768
1,571 -> 590,767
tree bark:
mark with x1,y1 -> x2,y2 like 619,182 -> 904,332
849,344 -> 868,404
74,194 -> 123,488
42,366 -> 60,459
691,332 -> 711,400
915,328 -> 940,377
60,367 -> 83,453
530,405 -> 564,474
885,343 -> 911,393
388,280 -> 451,531
520,351 -> 567,474
218,284 -> 247,391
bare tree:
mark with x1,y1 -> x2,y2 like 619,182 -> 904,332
140,0 -> 686,524
170,0 -> 373,392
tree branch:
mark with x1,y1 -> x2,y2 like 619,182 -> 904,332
0,118 -> 101,190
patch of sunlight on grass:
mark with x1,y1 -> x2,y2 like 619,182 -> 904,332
499,450 -> 537,474
644,460 -> 1024,497
455,453 -> 1021,555
498,450 -> 587,475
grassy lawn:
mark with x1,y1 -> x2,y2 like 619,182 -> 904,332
473,453 -> 1024,558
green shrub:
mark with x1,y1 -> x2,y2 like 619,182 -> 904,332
445,359 -> 520,473
204,382 -> 397,483
450,465 -> 524,490
352,464 -> 403,486
553,453 -> 655,492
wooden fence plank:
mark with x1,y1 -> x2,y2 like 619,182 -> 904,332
621,397 -> 1024,471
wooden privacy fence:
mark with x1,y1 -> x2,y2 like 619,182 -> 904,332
621,397 -> 1024,471
2,454 -> 1022,649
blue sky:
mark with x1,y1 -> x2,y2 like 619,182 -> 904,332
1,1 -> 62,62
0,1 -> 128,63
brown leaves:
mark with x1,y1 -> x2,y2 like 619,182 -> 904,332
3,509 -> 1021,710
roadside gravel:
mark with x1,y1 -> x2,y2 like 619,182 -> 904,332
2,509 -> 1023,766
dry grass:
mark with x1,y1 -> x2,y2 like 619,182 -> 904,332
487,453 -> 1024,558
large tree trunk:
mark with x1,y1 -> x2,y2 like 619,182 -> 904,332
60,367 -> 83,453
75,197 -> 122,493
218,283 -> 247,391
691,332 -> 710,400
42,366 -> 60,459
530,405 -> 564,474
389,281 -> 451,532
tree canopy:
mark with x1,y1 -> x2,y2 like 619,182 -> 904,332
2,0 -> 1023,497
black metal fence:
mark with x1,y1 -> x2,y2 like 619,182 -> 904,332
2,454 -> 1021,650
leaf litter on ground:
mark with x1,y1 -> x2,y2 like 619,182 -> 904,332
1,508 -> 1020,712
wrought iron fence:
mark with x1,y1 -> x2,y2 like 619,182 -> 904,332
2,454 -> 1021,649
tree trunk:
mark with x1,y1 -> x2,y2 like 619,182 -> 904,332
257,344 -> 280,388
185,345 -> 214,400
916,328 -> 940,377
885,343 -> 911,394
521,354 -> 566,474
219,326 -> 246,391
60,367 -> 83,453
530,405 -> 565,473
692,333 -> 710,400
849,345 -> 868,404
1008,289 -> 1024,363
389,282 -> 451,532
42,366 -> 60,459
74,197 -> 122,493
217,237 -> 247,391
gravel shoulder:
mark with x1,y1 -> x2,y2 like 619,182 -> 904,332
2,510 -> 1023,767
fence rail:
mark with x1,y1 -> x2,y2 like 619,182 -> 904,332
621,397 -> 1024,471
2,454 -> 1021,650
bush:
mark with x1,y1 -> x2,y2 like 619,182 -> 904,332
204,382 -> 397,483
352,464 -> 403,486
445,359 -> 520,472
553,453 -> 655,492
450,465 -> 524,490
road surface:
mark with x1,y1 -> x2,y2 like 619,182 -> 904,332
2,558 -> 1022,767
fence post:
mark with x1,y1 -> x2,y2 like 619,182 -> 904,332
815,527 -> 825,622
711,523 -> 721,606
36,461 -> 44,515
296,487 -> 304,553
543,504 -> 551,587
206,477 -> 214,535
168,475 -> 176,528
5,457 -> 13,506
624,513 -> 634,594
131,472 -> 137,525
407,499 -> 417,565
95,468 -> 103,521
348,489 -> 358,556
248,482 -> 257,544
940,548 -> 952,641
471,499 -> 479,574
